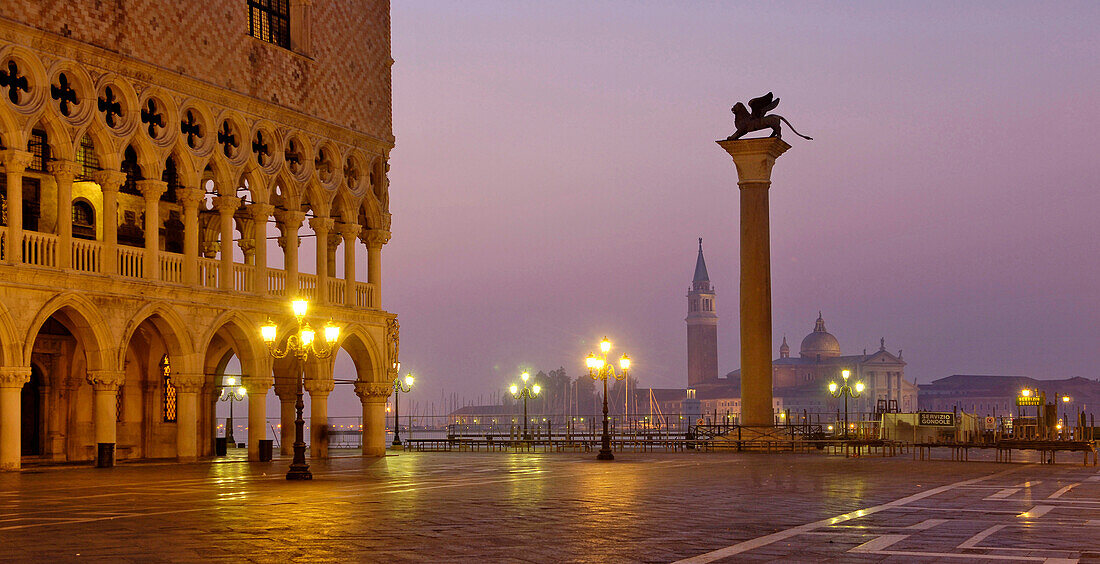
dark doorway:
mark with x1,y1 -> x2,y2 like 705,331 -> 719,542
21,365 -> 42,455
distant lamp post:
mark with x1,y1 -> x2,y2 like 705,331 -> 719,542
219,375 -> 247,446
391,372 -> 414,446
827,369 -> 864,439
585,336 -> 630,461
509,371 -> 541,440
260,298 -> 340,480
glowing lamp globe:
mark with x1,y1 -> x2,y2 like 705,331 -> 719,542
261,320 -> 277,343
855,382 -> 865,393
841,369 -> 850,381
291,298 -> 309,319
532,384 -> 541,396
828,382 -> 838,393
404,374 -> 414,387
300,325 -> 315,347
510,384 -> 518,395
600,337 -> 611,353
619,354 -> 630,371
324,321 -> 340,344
521,371 -> 529,382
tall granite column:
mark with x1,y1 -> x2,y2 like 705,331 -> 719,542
716,137 -> 790,427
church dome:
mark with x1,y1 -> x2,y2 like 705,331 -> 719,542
800,312 -> 841,359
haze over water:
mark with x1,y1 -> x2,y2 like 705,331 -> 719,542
310,1 -> 1100,417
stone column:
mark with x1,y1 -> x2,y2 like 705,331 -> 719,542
716,137 -> 790,427
177,187 -> 205,286
173,373 -> 204,462
355,381 -> 390,456
0,367 -> 31,471
249,204 -> 274,296
92,170 -> 125,276
272,357 -> 297,456
310,217 -> 334,304
275,210 -> 305,298
337,223 -> 360,307
244,372 -> 273,461
363,229 -> 390,308
305,370 -> 334,459
136,180 -> 167,281
87,370 -> 124,467
48,160 -> 81,270
1,150 -> 32,265
212,196 -> 240,291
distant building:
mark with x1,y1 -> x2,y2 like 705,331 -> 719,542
919,375 -> 1099,417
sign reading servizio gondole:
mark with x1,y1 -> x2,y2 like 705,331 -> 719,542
918,412 -> 955,427
1017,396 -> 1041,406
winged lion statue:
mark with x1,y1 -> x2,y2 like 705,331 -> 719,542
726,92 -> 812,141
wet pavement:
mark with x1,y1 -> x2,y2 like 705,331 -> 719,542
1,450 -> 1098,562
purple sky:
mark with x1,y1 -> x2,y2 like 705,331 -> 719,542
268,1 -> 1100,418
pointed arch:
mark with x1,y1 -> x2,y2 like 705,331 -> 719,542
0,299 -> 22,368
338,323 -> 383,383
117,302 -> 197,374
200,309 -> 263,382
24,112 -> 74,161
24,292 -> 112,371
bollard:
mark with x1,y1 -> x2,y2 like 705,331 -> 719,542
96,443 -> 115,468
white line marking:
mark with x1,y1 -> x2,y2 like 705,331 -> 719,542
673,467 -> 1024,564
1019,505 -> 1055,518
1014,481 -> 1042,488
958,524 -> 1006,549
986,487 -> 1021,500
852,549 -> 1064,562
905,518 -> 950,530
1049,483 -> 1080,499
850,534 -> 907,552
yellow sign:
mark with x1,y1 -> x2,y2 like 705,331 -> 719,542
1017,396 -> 1040,406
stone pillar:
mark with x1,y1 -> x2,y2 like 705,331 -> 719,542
173,372 -> 203,462
0,367 -> 31,471
136,180 -> 167,281
310,217 -> 334,304
337,223 -> 360,307
212,196 -> 240,291
48,160 -> 81,270
273,357 -> 298,456
244,373 -> 273,461
305,371 -> 334,459
355,381 -> 390,456
275,210 -> 305,298
87,370 -> 124,466
92,170 -> 125,276
363,229 -> 390,308
177,187 -> 205,286
1,150 -> 32,265
716,137 -> 790,427
249,204 -> 274,296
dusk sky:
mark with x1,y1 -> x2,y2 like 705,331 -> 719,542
300,1 -> 1100,417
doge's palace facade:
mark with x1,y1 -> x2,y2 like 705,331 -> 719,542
0,1 -> 397,470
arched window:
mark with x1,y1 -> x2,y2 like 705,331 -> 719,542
120,145 -> 142,196
76,134 -> 99,180
72,200 -> 95,240
162,354 -> 176,422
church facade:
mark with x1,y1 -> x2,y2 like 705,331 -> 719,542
0,1 -> 397,471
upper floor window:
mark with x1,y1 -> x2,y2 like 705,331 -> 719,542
249,0 -> 290,48
28,129 -> 49,172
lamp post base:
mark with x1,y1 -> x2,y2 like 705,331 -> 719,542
392,438 -> 402,446
597,449 -> 615,461
286,463 -> 313,480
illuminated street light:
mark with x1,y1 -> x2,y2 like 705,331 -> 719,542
510,371 -> 540,440
218,375 -> 247,446
260,298 -> 340,480
391,373 -> 414,446
827,368 -> 863,440
585,336 -> 630,461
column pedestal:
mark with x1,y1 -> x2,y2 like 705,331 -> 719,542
716,137 -> 790,427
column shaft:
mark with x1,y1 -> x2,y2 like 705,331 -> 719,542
280,398 -> 295,455
310,217 -> 333,304
309,392 -> 330,459
367,244 -> 381,307
93,171 -> 125,276
213,196 -> 240,291
2,150 -> 31,265
340,225 -> 358,306
178,188 -> 204,286
0,368 -> 30,471
49,161 -> 80,270
137,180 -> 167,281
356,381 -> 390,456
250,205 -> 273,296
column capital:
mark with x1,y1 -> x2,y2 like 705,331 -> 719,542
336,222 -> 361,241
0,149 -> 32,173
274,209 -> 307,229
92,169 -> 128,191
304,378 -> 336,396
87,370 -> 125,391
243,376 -> 274,393
0,367 -> 31,388
354,380 -> 391,402
308,216 -> 335,233
172,372 -> 205,393
212,195 -> 242,213
136,179 -> 168,200
46,159 -> 82,181
249,203 -> 275,220
361,229 -> 391,248
177,187 -> 206,208
715,137 -> 791,184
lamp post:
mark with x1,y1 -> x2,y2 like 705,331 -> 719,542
219,375 -> 247,446
391,372 -> 414,446
509,371 -> 541,440
827,369 -> 864,439
260,298 -> 340,480
585,336 -> 630,461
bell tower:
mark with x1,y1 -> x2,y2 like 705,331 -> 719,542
687,238 -> 719,387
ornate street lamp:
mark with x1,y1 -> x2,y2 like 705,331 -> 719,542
391,371 -> 414,446
219,375 -> 247,446
827,369 -> 864,440
585,336 -> 630,461
260,298 -> 340,480
509,371 -> 541,441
